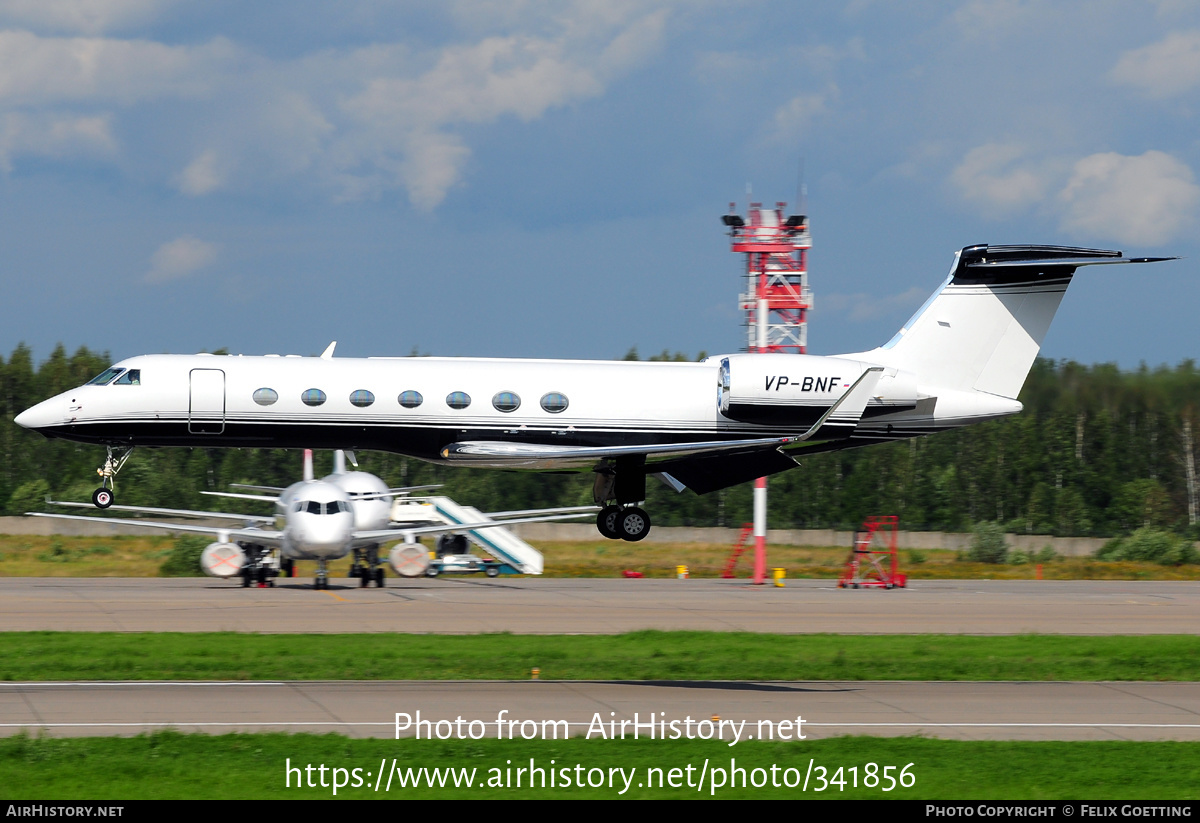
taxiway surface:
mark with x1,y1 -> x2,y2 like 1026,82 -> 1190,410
1,577 -> 1197,634
3,680 -> 1198,741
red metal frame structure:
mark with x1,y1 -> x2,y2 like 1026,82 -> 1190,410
723,201 -> 811,583
721,523 -> 755,578
837,515 -> 906,589
725,202 -> 812,355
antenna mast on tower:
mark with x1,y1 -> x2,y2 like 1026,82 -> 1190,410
722,199 -> 813,583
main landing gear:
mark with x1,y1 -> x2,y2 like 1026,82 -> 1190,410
92,446 -> 134,509
348,544 -> 386,588
593,458 -> 652,542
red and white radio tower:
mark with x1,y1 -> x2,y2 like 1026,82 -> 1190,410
722,200 -> 812,584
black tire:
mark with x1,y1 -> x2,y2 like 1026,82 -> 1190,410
596,505 -> 622,540
618,507 -> 651,542
375,567 -> 385,588
485,565 -> 500,578
92,488 -> 114,509
359,569 -> 369,588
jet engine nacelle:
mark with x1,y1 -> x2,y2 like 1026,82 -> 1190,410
389,542 -> 431,578
200,541 -> 246,578
718,354 -> 917,425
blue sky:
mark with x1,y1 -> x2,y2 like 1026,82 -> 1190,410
1,0 -> 1198,369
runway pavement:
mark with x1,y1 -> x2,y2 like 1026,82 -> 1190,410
0,577 -> 1198,634
3,680 -> 1198,741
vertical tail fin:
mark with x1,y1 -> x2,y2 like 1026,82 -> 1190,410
867,245 -> 1170,399
303,449 -> 314,482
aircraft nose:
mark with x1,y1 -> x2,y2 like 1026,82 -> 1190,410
14,400 -> 59,430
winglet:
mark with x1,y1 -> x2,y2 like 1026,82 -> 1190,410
320,341 -> 337,359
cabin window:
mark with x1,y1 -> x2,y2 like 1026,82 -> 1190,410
349,390 -> 375,408
113,369 -> 141,385
540,392 -> 569,413
301,389 -> 327,407
87,368 -> 124,386
492,391 -> 520,412
253,388 -> 279,406
446,391 -> 471,410
398,390 -> 423,409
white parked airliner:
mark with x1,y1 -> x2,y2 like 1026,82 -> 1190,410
16,244 -> 1174,542
29,449 -> 592,588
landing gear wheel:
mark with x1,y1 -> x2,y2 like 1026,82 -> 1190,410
618,507 -> 651,542
359,568 -> 370,588
374,567 -> 385,588
485,565 -> 500,578
597,505 -> 622,540
92,488 -> 113,509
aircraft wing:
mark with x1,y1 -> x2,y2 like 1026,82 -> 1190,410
201,490 -> 279,503
25,512 -> 284,543
484,505 -> 600,519
230,483 -> 285,493
438,367 -> 885,468
439,436 -> 800,468
350,511 -> 595,543
46,499 -> 275,524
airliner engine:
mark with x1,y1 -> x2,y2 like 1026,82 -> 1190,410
200,542 -> 245,578
389,542 -> 430,578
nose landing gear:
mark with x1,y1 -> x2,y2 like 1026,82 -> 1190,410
92,446 -> 134,509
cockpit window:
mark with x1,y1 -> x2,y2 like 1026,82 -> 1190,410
87,368 -> 125,386
300,500 -> 348,515
113,369 -> 141,385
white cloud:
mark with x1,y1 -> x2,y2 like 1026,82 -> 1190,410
0,111 -> 117,171
0,31 -> 237,105
334,26 -> 643,208
766,90 -> 831,146
146,236 -> 219,284
0,0 -> 172,34
950,143 -> 1051,215
823,287 -> 927,323
1111,30 -> 1200,98
1058,150 -> 1200,246
0,6 -> 668,208
176,149 -> 224,196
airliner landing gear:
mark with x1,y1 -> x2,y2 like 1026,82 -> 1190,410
314,559 -> 330,590
92,446 -> 134,508
349,545 -> 385,588
593,461 -> 653,542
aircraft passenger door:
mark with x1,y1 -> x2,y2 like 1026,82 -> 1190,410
189,369 -> 226,434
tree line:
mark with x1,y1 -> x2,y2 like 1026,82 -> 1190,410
4,343 -> 1200,539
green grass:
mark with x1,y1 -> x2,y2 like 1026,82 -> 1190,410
4,631 -> 1200,681
2,732 -> 1196,799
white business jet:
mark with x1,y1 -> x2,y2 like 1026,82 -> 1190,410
16,244 -> 1174,542
29,449 -> 592,589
